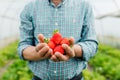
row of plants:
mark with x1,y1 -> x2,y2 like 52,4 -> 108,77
99,44 -> 120,59
1,41 -> 120,80
0,59 -> 32,80
1,60 -> 105,80
0,41 -> 18,67
88,44 -> 120,80
0,41 -> 32,80
83,69 -> 106,80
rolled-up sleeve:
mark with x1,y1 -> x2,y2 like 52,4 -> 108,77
78,2 -> 98,61
18,2 -> 34,60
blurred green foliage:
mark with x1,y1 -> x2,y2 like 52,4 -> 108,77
86,44 -> 120,80
1,59 -> 32,80
0,41 -> 18,67
0,41 -> 120,80
0,41 -> 32,80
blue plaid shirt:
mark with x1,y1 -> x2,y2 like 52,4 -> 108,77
18,0 -> 98,80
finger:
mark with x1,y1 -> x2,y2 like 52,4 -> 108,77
69,37 -> 74,45
50,55 -> 59,62
62,44 -> 75,57
38,34 -> 44,43
55,52 -> 69,61
49,49 -> 53,55
44,49 -> 52,59
36,43 -> 47,51
38,46 -> 49,57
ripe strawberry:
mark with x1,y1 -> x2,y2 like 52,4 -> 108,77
48,40 -> 56,50
52,32 -> 62,45
60,38 -> 70,45
54,45 -> 64,54
50,38 -> 54,41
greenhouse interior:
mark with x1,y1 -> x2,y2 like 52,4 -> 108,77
0,0 -> 120,80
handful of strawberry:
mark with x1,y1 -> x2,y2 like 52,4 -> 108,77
44,30 -> 73,55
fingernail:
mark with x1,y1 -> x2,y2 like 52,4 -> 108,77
46,46 -> 49,48
62,44 -> 66,48
50,49 -> 53,55
55,52 -> 58,55
50,49 -> 52,51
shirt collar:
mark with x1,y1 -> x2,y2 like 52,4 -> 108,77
48,0 -> 66,8
48,0 -> 65,3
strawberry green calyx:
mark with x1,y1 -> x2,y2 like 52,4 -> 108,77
44,38 -> 49,44
52,29 -> 59,35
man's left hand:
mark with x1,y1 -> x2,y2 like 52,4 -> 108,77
50,44 -> 75,62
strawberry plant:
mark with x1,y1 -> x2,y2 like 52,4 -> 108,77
0,59 -> 32,80
0,41 -> 18,67
88,44 -> 120,80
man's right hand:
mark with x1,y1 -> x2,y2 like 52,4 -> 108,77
22,34 -> 53,61
35,43 -> 53,60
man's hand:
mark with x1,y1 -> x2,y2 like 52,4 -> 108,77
35,43 -> 52,60
34,34 -> 53,60
50,44 -> 75,62
50,37 -> 83,62
22,34 -> 53,61
50,37 -> 75,62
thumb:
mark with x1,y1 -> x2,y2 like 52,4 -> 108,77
62,44 -> 75,57
38,34 -> 44,43
69,37 -> 74,45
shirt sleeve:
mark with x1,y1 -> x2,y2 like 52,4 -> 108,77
77,2 -> 98,61
18,2 -> 34,60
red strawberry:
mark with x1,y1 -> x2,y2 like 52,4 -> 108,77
54,45 -> 64,54
52,32 -> 62,44
48,40 -> 56,50
50,38 -> 54,41
60,38 -> 70,45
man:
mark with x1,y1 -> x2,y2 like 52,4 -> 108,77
18,0 -> 98,80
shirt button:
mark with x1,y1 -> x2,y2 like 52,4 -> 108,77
55,22 -> 58,26
54,71 -> 56,74
55,9 -> 58,11
73,19 -> 76,23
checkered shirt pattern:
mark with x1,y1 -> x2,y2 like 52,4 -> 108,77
18,0 -> 98,80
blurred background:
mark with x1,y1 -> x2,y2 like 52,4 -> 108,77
0,0 -> 120,80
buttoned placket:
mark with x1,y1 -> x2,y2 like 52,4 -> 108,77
54,8 -> 59,27
47,0 -> 65,78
